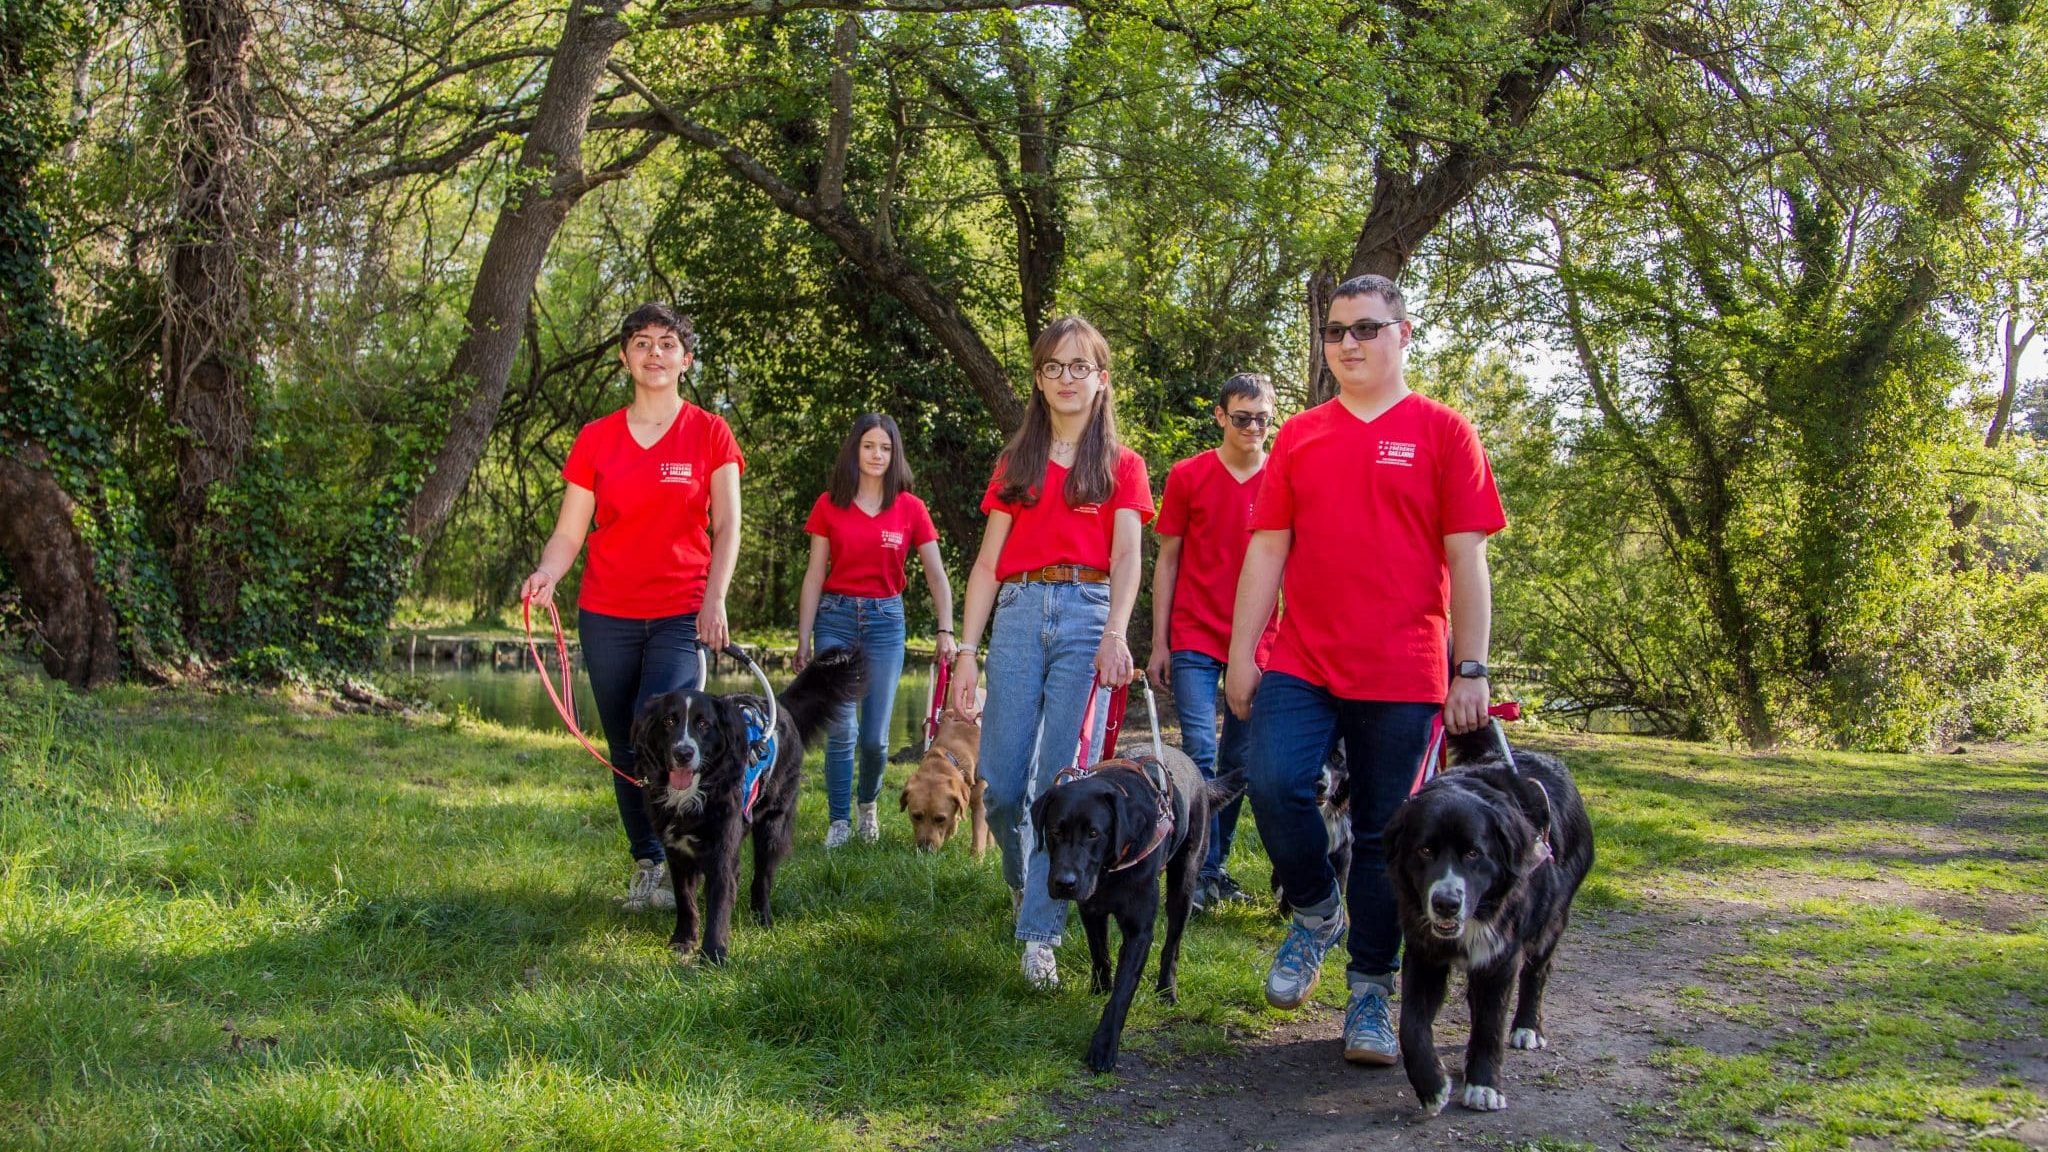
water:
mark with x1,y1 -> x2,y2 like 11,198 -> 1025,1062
404,662 -> 940,752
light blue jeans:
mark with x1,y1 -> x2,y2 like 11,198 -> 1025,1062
981,579 -> 1112,944
1169,649 -> 1250,882
812,592 -> 908,823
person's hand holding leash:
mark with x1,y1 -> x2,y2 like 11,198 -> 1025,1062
698,597 -> 731,651
1443,674 -> 1489,734
521,567 -> 559,605
1096,631 -> 1135,686
951,650 -> 981,718
935,630 -> 959,669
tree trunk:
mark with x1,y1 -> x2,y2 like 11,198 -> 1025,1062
164,0 -> 257,644
404,0 -> 637,555
0,441 -> 122,688
1304,264 -> 1336,405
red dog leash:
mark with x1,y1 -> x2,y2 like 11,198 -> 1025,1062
924,657 -> 952,750
1069,672 -> 1134,771
1409,699 -> 1523,797
521,595 -> 644,789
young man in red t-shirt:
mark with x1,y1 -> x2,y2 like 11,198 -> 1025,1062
1225,275 -> 1507,1068
1146,373 -> 1282,911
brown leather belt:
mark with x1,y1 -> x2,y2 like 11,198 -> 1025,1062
1002,564 -> 1110,585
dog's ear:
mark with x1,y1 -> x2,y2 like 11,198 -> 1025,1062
1381,795 -> 1420,865
629,693 -> 670,761
1106,780 -> 1148,865
948,774 -> 970,832
899,785 -> 910,812
1487,799 -> 1537,878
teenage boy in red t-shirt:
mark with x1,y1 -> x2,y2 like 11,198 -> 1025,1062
1146,373 -> 1282,911
1225,274 -> 1507,1068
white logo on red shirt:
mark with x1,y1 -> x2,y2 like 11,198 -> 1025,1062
1376,441 -> 1417,467
1073,503 -> 1101,516
879,529 -> 905,551
658,463 -> 694,484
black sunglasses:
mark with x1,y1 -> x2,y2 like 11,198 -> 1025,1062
1319,319 -> 1403,344
1227,412 -> 1274,430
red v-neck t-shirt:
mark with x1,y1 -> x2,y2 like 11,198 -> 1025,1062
562,405 -> 745,618
1250,393 -> 1506,703
981,448 -> 1155,580
805,491 -> 939,598
1155,449 -> 1280,667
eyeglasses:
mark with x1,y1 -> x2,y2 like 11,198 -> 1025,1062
1037,360 -> 1101,380
1227,412 -> 1274,430
1319,319 -> 1403,344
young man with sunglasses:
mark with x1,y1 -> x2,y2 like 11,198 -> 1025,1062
1225,275 -> 1506,1070
1146,373 -> 1283,911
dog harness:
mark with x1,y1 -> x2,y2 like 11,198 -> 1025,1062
1053,754 -> 1181,872
738,703 -> 779,824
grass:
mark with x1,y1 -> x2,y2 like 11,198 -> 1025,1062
2,670 -> 2043,1150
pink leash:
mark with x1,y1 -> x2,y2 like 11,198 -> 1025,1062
521,595 -> 644,789
1409,700 -> 1523,797
924,658 -> 952,749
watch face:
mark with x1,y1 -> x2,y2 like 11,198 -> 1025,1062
1457,661 -> 1486,678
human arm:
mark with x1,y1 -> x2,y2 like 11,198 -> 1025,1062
520,483 -> 597,603
1224,529 -> 1290,719
950,511 -> 1011,716
1146,534 -> 1182,687
916,538 -> 957,667
1096,508 -> 1143,686
698,461 -> 742,650
795,533 -> 830,671
1443,531 -> 1493,734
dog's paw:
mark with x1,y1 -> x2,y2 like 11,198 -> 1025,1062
1155,981 -> 1178,1006
668,941 -> 696,962
1090,969 -> 1112,995
1461,1084 -> 1508,1112
1084,1042 -> 1119,1074
1420,1084 -> 1451,1117
1509,1027 -> 1547,1050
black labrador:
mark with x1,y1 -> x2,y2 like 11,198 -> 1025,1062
1031,743 -> 1244,1072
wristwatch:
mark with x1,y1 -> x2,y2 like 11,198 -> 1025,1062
1454,660 -> 1489,680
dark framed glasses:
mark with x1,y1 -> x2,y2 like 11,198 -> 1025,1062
1227,412 -> 1274,430
1036,360 -> 1100,380
1319,319 -> 1403,344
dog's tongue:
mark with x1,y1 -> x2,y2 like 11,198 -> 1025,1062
669,768 -> 692,792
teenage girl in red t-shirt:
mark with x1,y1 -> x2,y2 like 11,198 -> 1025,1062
520,303 -> 745,914
951,315 -> 1154,990
795,413 -> 955,849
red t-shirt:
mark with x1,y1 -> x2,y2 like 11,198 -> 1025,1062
1156,450 -> 1280,667
980,447 -> 1155,579
562,405 -> 745,618
1250,393 -> 1506,703
804,491 -> 939,598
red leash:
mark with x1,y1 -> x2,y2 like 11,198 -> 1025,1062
1409,700 -> 1523,797
1070,672 -> 1132,772
521,596 -> 644,789
923,657 -> 952,749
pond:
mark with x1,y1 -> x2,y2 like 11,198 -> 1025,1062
400,660 -> 942,753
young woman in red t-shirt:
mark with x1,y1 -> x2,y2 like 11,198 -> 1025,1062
951,315 -> 1154,990
520,303 -> 745,913
796,413 -> 955,848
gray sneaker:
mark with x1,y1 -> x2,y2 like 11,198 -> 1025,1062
825,819 -> 852,849
855,802 -> 880,843
623,858 -> 670,912
1344,983 -> 1399,1065
1264,907 -> 1347,1009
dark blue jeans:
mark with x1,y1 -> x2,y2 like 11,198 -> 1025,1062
1169,650 -> 1249,882
579,608 -> 700,863
812,592 -> 908,822
1246,670 -> 1437,984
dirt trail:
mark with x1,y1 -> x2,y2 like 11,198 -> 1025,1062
1000,908 -> 1759,1151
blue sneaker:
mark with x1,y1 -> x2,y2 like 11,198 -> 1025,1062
1264,907 -> 1346,1009
1344,983 -> 1398,1065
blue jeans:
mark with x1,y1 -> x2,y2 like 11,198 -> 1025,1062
579,608 -> 701,863
981,580 -> 1112,944
812,592 -> 908,822
1246,670 -> 1437,985
1169,650 -> 1249,882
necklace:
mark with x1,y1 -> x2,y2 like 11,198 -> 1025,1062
1051,437 -> 1076,453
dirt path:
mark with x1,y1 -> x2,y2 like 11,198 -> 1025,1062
1000,907 -> 1758,1151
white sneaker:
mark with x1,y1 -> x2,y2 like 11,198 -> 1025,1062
1022,941 -> 1059,990
825,820 -> 852,849
623,858 -> 668,911
855,802 -> 880,842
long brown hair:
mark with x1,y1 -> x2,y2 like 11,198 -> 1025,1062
997,316 -> 1120,507
827,413 -> 913,509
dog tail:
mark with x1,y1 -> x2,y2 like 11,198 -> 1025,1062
1205,767 -> 1249,808
779,645 -> 867,745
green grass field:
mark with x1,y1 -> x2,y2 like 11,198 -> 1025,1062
2,666 -> 2042,1150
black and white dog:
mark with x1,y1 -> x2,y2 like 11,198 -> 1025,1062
1382,728 -> 1593,1115
629,646 -> 863,963
1274,745 -> 1351,916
